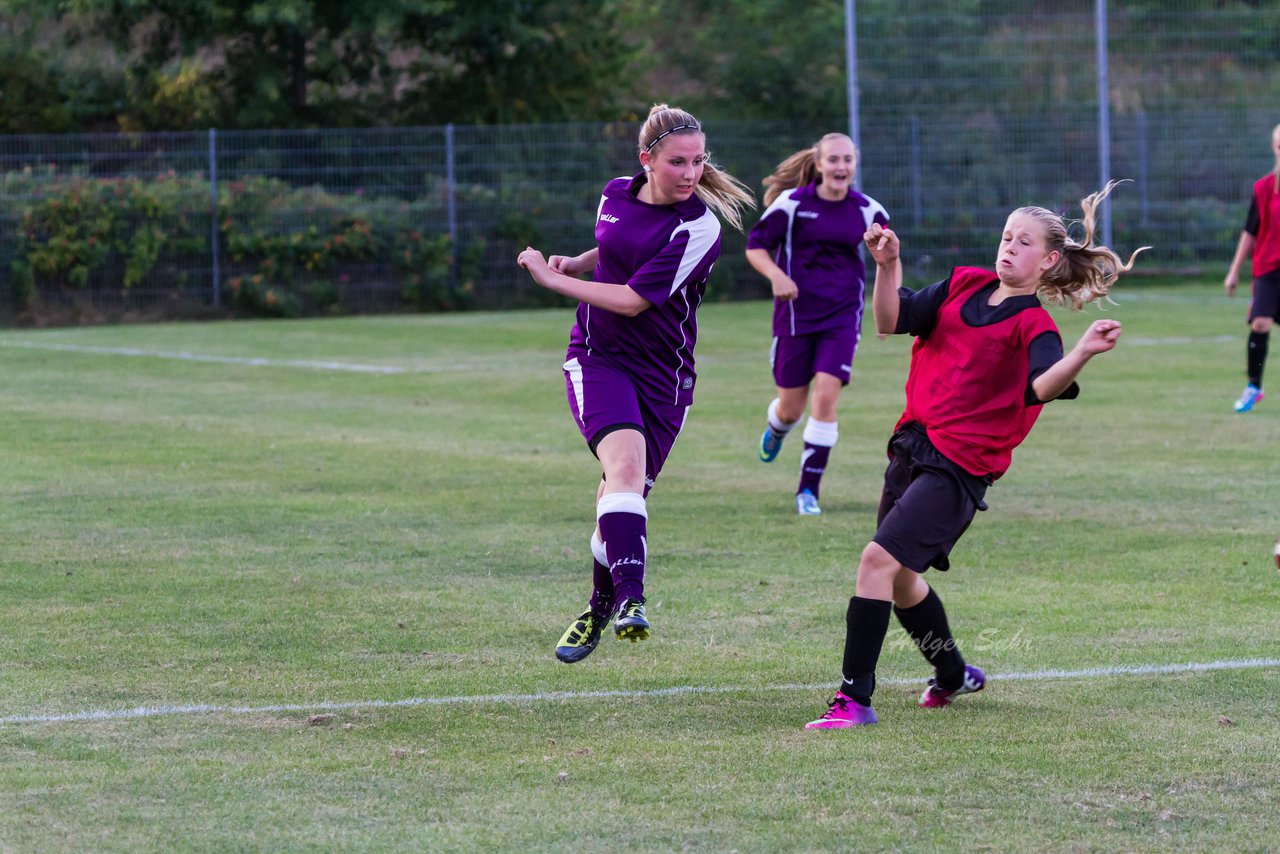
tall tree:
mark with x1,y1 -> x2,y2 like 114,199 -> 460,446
619,0 -> 850,123
46,0 -> 638,129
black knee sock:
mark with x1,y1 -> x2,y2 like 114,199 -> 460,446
894,587 -> 966,690
839,596 -> 893,706
1247,331 -> 1269,388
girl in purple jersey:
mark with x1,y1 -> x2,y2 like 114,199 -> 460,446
517,104 -> 754,664
805,182 -> 1145,729
1224,123 -> 1280,413
746,134 -> 890,516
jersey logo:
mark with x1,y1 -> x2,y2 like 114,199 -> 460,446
682,377 -> 694,390
797,211 -> 819,219
599,214 -> 620,224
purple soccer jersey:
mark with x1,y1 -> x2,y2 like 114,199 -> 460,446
567,172 -> 723,407
747,182 -> 889,337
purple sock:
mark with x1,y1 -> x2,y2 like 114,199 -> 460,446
588,532 -> 614,614
596,492 -> 647,603
798,442 -> 832,498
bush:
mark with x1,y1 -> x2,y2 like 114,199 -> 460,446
3,168 -> 483,320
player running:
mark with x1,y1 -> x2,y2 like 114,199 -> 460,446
517,104 -> 754,664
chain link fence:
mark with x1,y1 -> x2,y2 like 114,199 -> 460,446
1,3 -> 1276,322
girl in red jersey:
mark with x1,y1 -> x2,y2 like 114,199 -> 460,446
806,182 -> 1146,728
1224,123 -> 1280,413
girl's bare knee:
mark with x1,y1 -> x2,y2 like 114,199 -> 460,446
857,542 -> 897,579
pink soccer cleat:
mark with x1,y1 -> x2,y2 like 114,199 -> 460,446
919,664 -> 987,708
805,692 -> 878,728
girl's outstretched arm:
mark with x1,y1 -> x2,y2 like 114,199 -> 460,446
517,247 -> 651,316
1032,319 -> 1122,401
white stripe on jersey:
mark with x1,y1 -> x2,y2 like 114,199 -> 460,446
595,175 -> 631,227
667,207 -> 722,297
664,208 -> 718,403
859,195 -> 889,230
760,190 -> 804,336
758,189 -> 804,275
670,283 -> 702,404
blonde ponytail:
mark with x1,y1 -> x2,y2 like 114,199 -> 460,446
1018,180 -> 1149,309
761,133 -> 858,206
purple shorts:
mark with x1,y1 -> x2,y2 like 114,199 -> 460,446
563,354 -> 689,496
770,326 -> 860,388
1248,269 -> 1280,322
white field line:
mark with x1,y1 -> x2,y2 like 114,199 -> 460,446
0,332 -> 1234,379
0,340 -> 407,374
2,657 -> 1275,727
1125,334 -> 1235,347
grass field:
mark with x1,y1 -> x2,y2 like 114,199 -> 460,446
1,279 -> 1278,852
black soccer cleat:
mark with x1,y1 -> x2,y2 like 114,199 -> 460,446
554,609 -> 608,663
613,596 -> 650,642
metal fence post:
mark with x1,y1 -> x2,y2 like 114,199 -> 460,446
445,123 -> 458,300
1138,108 -> 1149,227
1095,0 -> 1113,247
208,127 -> 221,307
910,114 -> 922,228
844,0 -> 861,190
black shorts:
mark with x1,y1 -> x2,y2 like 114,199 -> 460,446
1248,268 -> 1280,323
872,422 -> 991,573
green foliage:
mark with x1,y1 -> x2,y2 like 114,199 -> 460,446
5,169 -> 483,317
620,0 -> 849,122
2,1 -> 1280,130
396,0 -> 638,124
5,0 -> 639,130
8,167 -> 203,293
0,10 -> 130,133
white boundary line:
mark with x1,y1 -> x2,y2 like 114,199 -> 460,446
1125,334 -> 1235,347
2,657 -> 1275,726
0,333 -> 1237,379
0,340 -> 407,374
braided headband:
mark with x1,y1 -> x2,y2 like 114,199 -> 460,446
645,123 -> 701,151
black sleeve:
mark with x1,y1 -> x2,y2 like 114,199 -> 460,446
894,279 -> 950,338
1026,330 -> 1079,405
1245,196 -> 1260,236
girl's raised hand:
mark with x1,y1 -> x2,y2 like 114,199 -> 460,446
864,224 -> 899,265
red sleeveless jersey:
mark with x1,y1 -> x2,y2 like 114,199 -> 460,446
895,267 -> 1061,479
1251,174 -> 1280,277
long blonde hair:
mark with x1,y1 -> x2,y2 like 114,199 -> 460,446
1014,180 -> 1149,309
761,133 -> 858,206
638,103 -> 756,232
